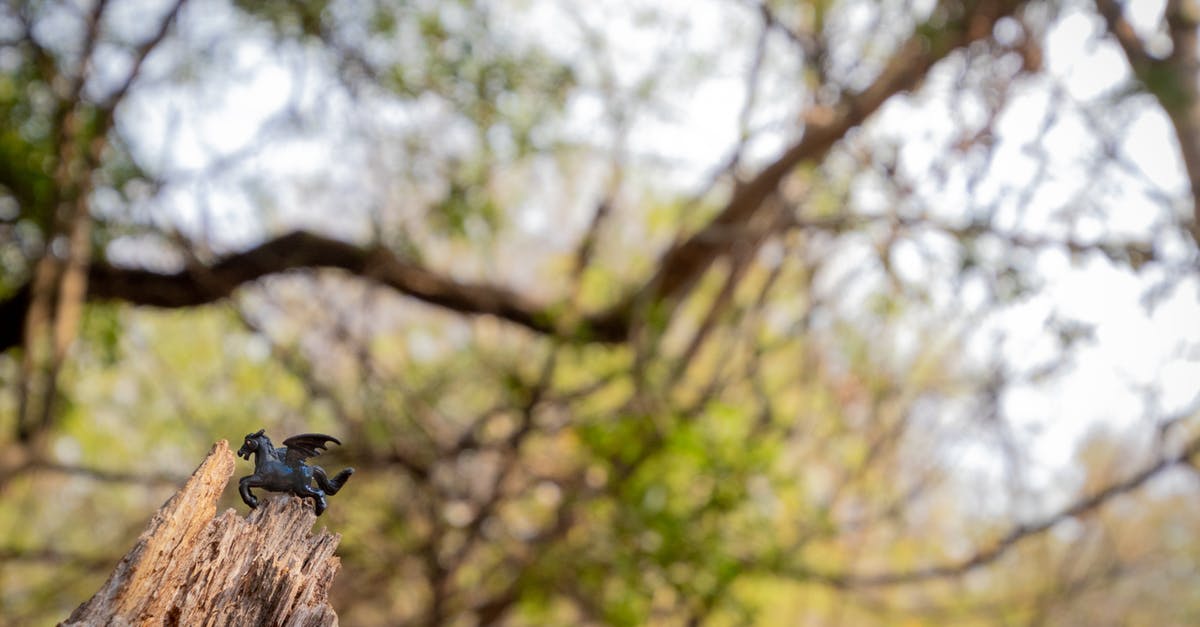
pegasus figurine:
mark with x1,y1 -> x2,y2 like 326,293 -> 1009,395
236,429 -> 354,516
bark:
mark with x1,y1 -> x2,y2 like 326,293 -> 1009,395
60,440 -> 342,627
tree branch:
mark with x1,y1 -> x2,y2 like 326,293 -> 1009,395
0,230 -> 574,352
0,1 -> 1026,354
800,433 -> 1200,588
27,460 -> 186,487
1097,0 -> 1200,246
606,0 -> 1027,327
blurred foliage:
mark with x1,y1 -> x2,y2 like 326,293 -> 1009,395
1,0 -> 1200,625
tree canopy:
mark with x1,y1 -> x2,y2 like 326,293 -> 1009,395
2,0 -> 1199,624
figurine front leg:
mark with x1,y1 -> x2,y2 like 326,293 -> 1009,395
239,475 -> 261,509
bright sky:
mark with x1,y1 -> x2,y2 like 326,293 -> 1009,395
979,3 -> 1199,478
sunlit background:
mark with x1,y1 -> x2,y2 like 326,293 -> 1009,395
2,0 -> 1199,624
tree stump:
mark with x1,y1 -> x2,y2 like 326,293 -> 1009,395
60,440 -> 342,627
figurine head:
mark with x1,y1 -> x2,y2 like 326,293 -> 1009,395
238,429 -> 267,460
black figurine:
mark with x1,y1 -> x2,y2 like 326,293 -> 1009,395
236,429 -> 354,516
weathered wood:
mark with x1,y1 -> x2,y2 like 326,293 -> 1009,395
61,440 -> 341,627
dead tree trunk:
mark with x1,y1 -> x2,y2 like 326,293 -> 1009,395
60,440 -> 342,627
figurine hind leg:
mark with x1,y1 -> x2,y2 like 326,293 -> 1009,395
298,484 -> 329,516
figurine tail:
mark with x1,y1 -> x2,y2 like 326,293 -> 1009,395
316,467 -> 354,495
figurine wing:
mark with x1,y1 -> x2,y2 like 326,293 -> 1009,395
282,433 -> 342,465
